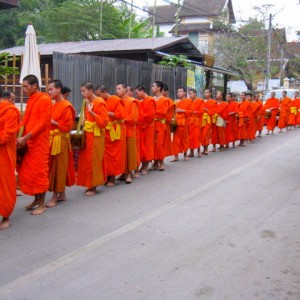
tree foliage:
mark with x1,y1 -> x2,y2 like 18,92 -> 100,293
0,53 -> 19,78
0,0 -> 153,49
159,55 -> 193,68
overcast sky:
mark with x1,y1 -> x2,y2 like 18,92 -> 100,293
132,0 -> 300,41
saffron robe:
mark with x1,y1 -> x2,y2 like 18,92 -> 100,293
201,99 -> 217,146
278,97 -> 291,129
189,98 -> 204,149
263,97 -> 280,131
225,101 -> 238,144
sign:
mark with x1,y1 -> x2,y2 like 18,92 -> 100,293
187,69 -> 195,89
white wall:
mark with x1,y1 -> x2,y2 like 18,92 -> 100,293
158,24 -> 174,37
181,16 -> 210,24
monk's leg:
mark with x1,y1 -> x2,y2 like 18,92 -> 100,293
25,194 -> 40,210
197,147 -> 202,157
202,145 -> 209,155
31,192 -> 47,215
107,176 -> 115,187
158,160 -> 165,171
46,192 -> 59,208
184,151 -> 189,161
125,173 -> 132,184
149,160 -> 159,171
57,192 -> 66,201
0,217 -> 10,230
141,162 -> 149,175
211,144 -> 217,152
187,148 -> 194,157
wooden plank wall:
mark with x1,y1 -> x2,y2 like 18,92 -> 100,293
53,52 -> 187,113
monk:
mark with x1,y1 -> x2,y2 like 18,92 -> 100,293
248,92 -> 261,142
263,91 -> 280,135
16,75 -> 52,215
47,80 -> 75,208
288,91 -> 299,130
96,85 -> 126,187
0,91 -> 20,229
135,85 -> 156,174
188,89 -> 204,157
77,81 -> 109,196
162,84 -> 175,158
116,83 -> 138,183
171,87 -> 193,161
237,92 -> 252,147
201,89 -> 217,155
254,94 -> 264,137
150,81 -> 169,171
278,90 -> 291,133
225,93 -> 238,148
212,91 -> 228,151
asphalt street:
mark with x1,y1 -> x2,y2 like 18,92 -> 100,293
1,129 -> 300,300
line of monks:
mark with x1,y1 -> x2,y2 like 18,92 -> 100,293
1,73 -> 299,229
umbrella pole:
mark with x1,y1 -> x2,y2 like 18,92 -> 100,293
20,54 -> 24,117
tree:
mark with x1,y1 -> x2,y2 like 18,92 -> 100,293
159,55 -> 192,68
0,53 -> 19,78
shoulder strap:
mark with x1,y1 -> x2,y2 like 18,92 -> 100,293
77,99 -> 86,134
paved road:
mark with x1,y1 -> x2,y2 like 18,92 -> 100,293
1,129 -> 300,300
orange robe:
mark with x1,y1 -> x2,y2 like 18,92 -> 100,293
49,100 -> 75,192
278,97 -> 291,129
201,99 -> 217,146
212,101 -> 228,146
189,98 -> 204,149
255,100 -> 264,131
263,97 -> 280,131
295,98 -> 300,125
288,99 -> 299,126
77,98 -> 109,188
18,92 -> 52,195
237,100 -> 252,140
154,96 -> 169,160
138,96 -> 156,162
249,101 -> 261,140
104,95 -> 126,176
123,95 -> 138,172
225,101 -> 238,144
135,100 -> 141,168
173,98 -> 193,155
164,98 -> 175,156
0,101 -> 20,218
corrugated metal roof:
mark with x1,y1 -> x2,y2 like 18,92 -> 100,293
1,36 -> 196,56
149,5 -> 177,24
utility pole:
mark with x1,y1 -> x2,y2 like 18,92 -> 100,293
279,43 -> 284,86
128,0 -> 134,39
152,0 -> 157,38
175,0 -> 180,36
99,0 -> 103,40
265,14 -> 272,91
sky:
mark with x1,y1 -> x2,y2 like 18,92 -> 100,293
132,0 -> 300,41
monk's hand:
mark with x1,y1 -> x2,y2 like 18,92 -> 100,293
176,108 -> 185,113
16,136 -> 27,149
203,108 -> 208,111
51,119 -> 58,126
108,112 -> 115,118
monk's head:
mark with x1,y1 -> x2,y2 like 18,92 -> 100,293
135,85 -> 147,100
48,79 -> 63,101
62,86 -> 71,99
226,93 -> 232,102
204,89 -> 212,100
294,91 -> 299,99
246,91 -> 253,101
152,81 -> 163,96
23,74 -> 39,97
177,87 -> 186,100
80,81 -> 94,100
188,89 -> 197,100
240,92 -> 246,101
271,91 -> 275,98
95,84 -> 109,100
127,86 -> 134,97
116,83 -> 127,99
3,90 -> 15,103
162,84 -> 169,97
216,91 -> 223,101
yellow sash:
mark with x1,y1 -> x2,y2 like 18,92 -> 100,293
290,107 -> 297,114
106,120 -> 122,141
155,118 -> 166,124
212,113 -> 218,124
201,113 -> 211,127
50,129 -> 70,155
84,121 -> 101,136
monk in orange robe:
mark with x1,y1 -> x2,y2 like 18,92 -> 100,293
171,87 -> 193,161
254,94 -> 264,137
46,80 -> 75,208
263,91 -> 280,135
0,94 -> 20,229
16,75 -> 52,215
135,85 -> 156,174
248,92 -> 261,142
96,85 -> 126,187
212,91 -> 228,151
150,81 -> 169,171
237,92 -> 252,147
225,93 -> 238,148
162,84 -> 175,158
188,89 -> 204,157
116,83 -> 138,183
278,90 -> 291,133
77,81 -> 109,196
201,89 -> 217,155
288,91 -> 299,129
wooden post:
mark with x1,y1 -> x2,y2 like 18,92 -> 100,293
45,64 -> 49,89
4,59 -> 8,89
12,55 -> 16,92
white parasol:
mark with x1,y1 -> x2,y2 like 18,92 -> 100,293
19,23 -> 42,85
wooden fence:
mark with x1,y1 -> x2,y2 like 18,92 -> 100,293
53,52 -> 187,113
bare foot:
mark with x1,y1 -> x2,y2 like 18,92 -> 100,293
57,193 -> 67,202
117,174 -> 126,181
46,193 -> 58,208
85,188 -> 97,196
149,165 -> 158,171
25,199 -> 39,210
125,175 -> 132,184
106,182 -> 115,187
187,153 -> 194,158
31,206 -> 47,215
170,157 -> 179,162
132,172 -> 140,178
141,170 -> 148,175
184,157 -> 189,161
0,218 -> 10,230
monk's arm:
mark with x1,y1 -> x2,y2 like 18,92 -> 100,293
0,109 -> 19,145
143,101 -> 156,123
113,102 -> 126,120
93,103 -> 109,129
54,107 -> 74,132
125,102 -> 138,126
155,100 -> 169,119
